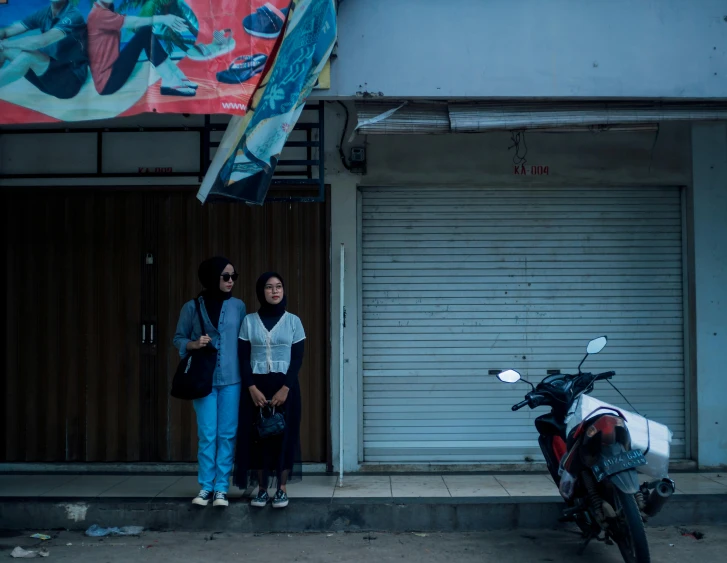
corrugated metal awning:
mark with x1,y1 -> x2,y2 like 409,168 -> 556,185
354,102 -> 450,135
354,101 -> 727,134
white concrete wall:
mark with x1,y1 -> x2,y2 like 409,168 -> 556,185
324,0 -> 727,99
324,105 -> 693,188
691,123 -> 727,468
329,176 -> 361,472
0,113 -> 208,187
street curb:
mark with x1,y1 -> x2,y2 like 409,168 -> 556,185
0,495 -> 724,532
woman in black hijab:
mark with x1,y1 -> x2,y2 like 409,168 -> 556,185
234,272 -> 305,509
173,257 -> 246,508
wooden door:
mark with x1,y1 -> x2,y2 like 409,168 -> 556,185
155,191 -> 330,463
2,190 -> 145,461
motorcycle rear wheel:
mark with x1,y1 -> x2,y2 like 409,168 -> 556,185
611,488 -> 650,563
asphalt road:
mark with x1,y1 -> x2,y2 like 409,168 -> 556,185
1,525 -> 723,562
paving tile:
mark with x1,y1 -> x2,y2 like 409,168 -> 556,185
673,473 -> 727,495
391,475 -> 450,497
100,476 -> 182,498
41,475 -> 128,497
226,485 -> 246,499
155,476 -> 201,499
154,475 -> 250,499
494,475 -> 559,497
235,485 -> 257,499
443,475 -> 509,497
286,475 -> 338,498
0,474 -> 77,497
701,473 -> 727,487
333,475 -> 391,498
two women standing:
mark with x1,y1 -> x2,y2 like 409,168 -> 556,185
174,260 -> 305,508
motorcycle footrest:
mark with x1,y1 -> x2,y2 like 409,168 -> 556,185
559,506 -> 582,522
561,506 -> 581,516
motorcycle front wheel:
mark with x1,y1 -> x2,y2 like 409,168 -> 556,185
611,488 -> 651,563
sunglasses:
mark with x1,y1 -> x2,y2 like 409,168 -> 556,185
221,273 -> 239,282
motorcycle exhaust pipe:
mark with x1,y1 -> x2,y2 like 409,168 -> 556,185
643,478 -> 676,517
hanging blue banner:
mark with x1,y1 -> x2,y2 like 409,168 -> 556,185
197,0 -> 336,205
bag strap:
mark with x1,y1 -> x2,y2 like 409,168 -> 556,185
259,404 -> 275,418
194,298 -> 207,336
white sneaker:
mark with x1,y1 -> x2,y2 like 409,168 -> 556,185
213,491 -> 229,507
192,490 -> 212,506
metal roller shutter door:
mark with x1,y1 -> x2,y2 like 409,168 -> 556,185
362,186 -> 686,463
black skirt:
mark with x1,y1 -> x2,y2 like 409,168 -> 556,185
233,372 -> 302,489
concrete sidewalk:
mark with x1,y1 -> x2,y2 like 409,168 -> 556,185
2,472 -> 726,500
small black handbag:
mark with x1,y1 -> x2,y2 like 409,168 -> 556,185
256,404 -> 286,439
170,298 -> 216,401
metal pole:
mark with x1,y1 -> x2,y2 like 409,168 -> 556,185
339,243 -> 345,487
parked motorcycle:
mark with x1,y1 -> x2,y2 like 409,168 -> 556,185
497,336 -> 675,563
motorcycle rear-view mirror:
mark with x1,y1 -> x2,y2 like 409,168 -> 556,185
497,369 -> 522,384
587,336 -> 608,355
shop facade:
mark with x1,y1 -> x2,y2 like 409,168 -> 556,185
323,0 -> 727,472
2,0 -> 726,473
327,117 -> 726,471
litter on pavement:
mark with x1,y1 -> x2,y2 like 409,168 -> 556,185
85,525 -> 144,538
10,547 -> 49,558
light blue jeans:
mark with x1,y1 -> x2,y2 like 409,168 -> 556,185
193,383 -> 241,493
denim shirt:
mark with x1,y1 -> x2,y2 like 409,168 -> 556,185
173,297 -> 246,387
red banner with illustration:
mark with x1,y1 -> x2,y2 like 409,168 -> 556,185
0,0 -> 291,124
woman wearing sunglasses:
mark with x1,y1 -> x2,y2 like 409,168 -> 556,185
173,257 -> 246,508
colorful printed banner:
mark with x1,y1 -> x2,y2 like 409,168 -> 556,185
197,0 -> 336,205
0,0 -> 294,124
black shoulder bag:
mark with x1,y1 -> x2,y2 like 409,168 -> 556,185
170,298 -> 216,400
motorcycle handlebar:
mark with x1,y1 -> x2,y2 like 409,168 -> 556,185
512,399 -> 529,411
510,371 -> 615,411
512,394 -> 546,410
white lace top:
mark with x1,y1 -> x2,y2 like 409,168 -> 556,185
239,312 -> 306,374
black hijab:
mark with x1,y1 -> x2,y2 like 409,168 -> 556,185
198,256 -> 234,328
256,271 -> 287,319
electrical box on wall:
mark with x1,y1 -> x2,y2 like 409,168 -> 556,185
350,146 -> 366,174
